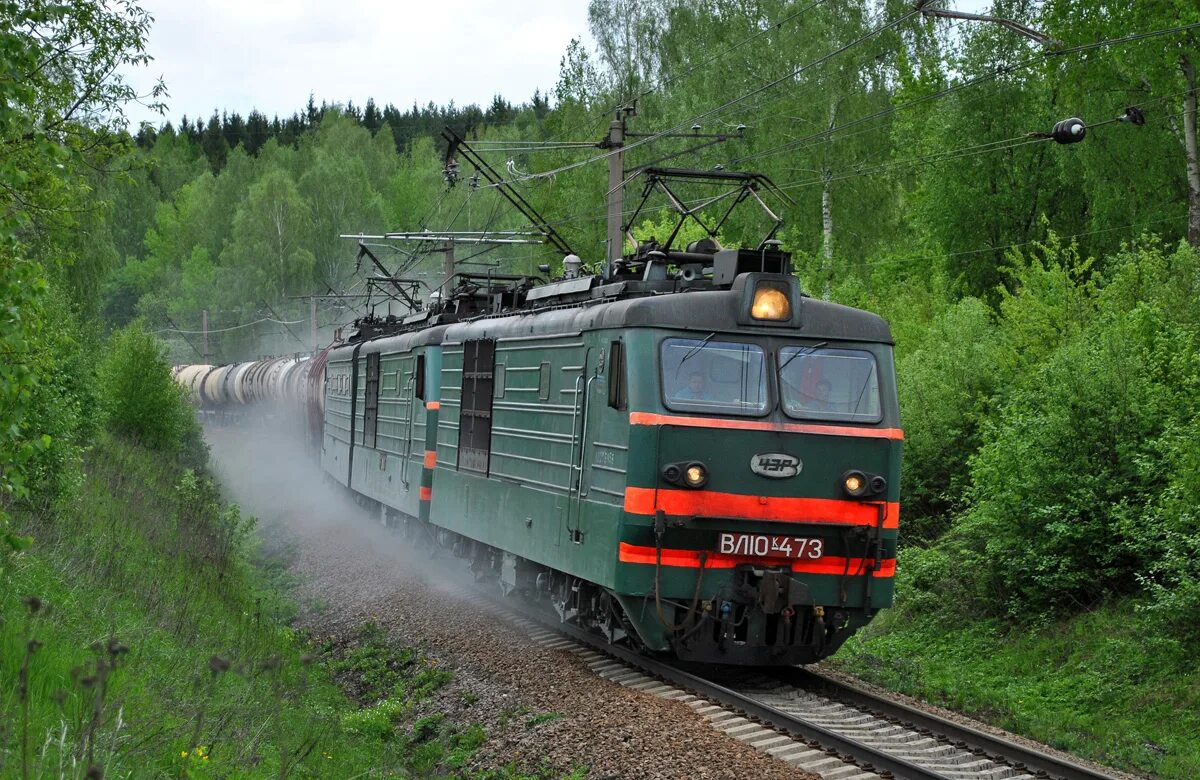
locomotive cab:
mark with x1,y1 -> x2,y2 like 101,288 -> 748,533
609,263 -> 902,666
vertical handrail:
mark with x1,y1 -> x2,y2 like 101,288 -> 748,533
566,373 -> 584,494
564,372 -> 584,536
578,374 -> 598,498
401,372 -> 416,489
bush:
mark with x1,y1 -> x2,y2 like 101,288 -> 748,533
948,242 -> 1200,619
97,320 -> 202,459
896,297 -> 1003,541
1,258 -> 94,547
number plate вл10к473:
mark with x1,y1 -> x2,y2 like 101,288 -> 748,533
718,533 -> 824,559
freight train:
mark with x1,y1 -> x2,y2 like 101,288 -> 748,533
175,176 -> 902,667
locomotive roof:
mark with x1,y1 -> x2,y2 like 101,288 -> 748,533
447,287 -> 891,344
337,283 -> 891,359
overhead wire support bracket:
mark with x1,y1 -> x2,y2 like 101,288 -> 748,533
376,232 -> 550,245
441,127 -> 577,257
914,1 -> 1062,48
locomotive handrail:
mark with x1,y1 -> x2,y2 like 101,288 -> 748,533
565,372 -> 585,540
400,373 -> 416,489
578,373 -> 599,499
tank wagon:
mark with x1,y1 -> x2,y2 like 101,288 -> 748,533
174,352 -> 327,437
179,169 -> 903,666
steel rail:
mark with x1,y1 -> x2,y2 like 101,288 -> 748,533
473,577 -> 1124,780
481,589 -> 939,780
782,667 -> 1123,780
388,520 -> 1123,780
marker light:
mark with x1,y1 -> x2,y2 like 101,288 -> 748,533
751,283 -> 791,321
684,462 -> 708,488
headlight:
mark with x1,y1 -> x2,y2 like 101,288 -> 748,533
751,283 -> 791,321
842,470 -> 868,497
684,462 -> 708,488
663,461 -> 710,488
841,470 -> 887,498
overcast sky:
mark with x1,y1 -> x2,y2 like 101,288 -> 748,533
123,0 -> 993,129
123,0 -> 593,127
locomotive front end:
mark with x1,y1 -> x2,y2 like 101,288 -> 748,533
612,260 -> 902,666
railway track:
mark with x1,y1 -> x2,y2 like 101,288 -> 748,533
476,589 -> 1123,780
362,511 -> 1121,780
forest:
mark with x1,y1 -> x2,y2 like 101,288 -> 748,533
2,0 -> 1200,776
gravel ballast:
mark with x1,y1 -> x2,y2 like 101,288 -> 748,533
208,427 -> 815,779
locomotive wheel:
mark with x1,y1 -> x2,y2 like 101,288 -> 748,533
598,592 -> 627,645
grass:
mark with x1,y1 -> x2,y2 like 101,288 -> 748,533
0,433 -> 558,778
524,712 -> 562,730
831,601 -> 1200,778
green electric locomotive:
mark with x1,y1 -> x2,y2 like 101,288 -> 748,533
320,210 -> 902,666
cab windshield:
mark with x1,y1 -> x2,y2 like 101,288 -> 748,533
778,346 -> 881,423
661,337 -> 768,416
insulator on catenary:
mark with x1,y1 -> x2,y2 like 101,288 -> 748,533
1119,106 -> 1146,126
1050,117 -> 1087,144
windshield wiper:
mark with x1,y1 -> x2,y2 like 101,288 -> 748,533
777,341 -> 827,374
678,332 -> 716,368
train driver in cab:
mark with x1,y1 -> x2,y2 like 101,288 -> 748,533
810,378 -> 835,411
677,371 -> 710,401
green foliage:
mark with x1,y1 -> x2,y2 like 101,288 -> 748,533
524,711 -> 562,729
630,211 -> 722,254
0,257 -> 50,551
0,259 -> 95,551
896,241 -> 1200,623
341,698 -> 410,740
97,321 -> 201,457
895,297 -> 1003,540
1,435 -> 498,778
0,0 -> 164,555
2,437 -> 352,775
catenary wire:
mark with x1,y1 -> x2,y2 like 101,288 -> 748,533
471,8 -> 922,190
730,18 -> 1200,166
156,316 -> 306,336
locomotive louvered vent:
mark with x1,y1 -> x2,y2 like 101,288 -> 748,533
457,339 -> 496,474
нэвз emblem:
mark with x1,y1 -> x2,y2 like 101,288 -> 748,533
750,453 -> 801,478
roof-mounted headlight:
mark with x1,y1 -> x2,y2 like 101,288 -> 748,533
751,281 -> 791,321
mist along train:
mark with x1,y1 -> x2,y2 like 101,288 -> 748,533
175,202 -> 901,669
